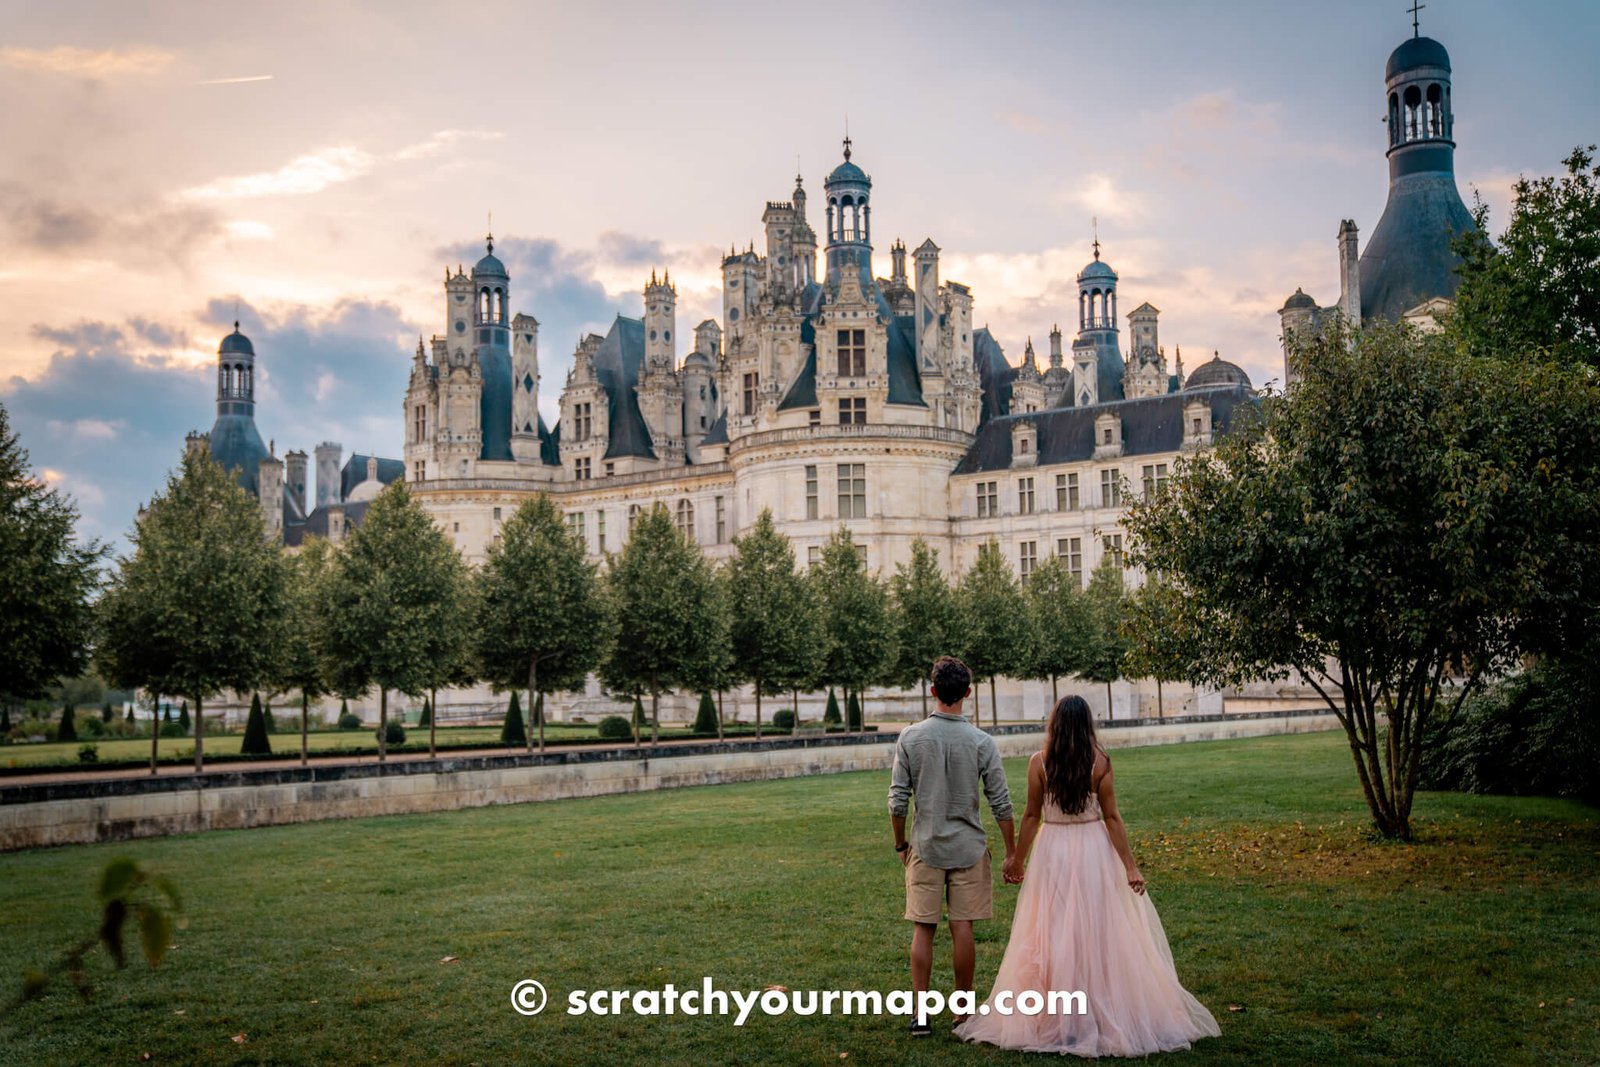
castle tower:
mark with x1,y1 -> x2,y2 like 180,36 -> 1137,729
206,322 -> 271,497
315,442 -> 342,508
791,174 -> 817,289
823,137 -> 873,292
258,445 -> 284,539
637,271 -> 684,464
471,234 -> 514,461
1070,239 -> 1123,407
682,321 -> 719,461
913,239 -> 941,372
510,311 -> 543,464
1360,27 -> 1474,321
284,449 -> 308,516
1012,339 -> 1046,413
1123,302 -> 1168,399
644,271 -> 676,371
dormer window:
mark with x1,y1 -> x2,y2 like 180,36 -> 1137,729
836,329 -> 866,377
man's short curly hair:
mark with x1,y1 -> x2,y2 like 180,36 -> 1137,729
931,656 -> 972,706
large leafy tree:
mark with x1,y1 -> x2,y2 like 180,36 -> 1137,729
726,510 -> 820,738
475,494 -> 610,753
318,481 -> 472,761
1080,555 -> 1131,716
1024,552 -> 1097,707
1452,145 -> 1600,370
277,535 -> 334,766
811,527 -> 892,733
97,446 -> 287,773
0,403 -> 104,717
1127,318 -> 1600,839
956,539 -> 1032,728
1122,576 -> 1190,719
888,537 -> 959,717
601,503 -> 721,744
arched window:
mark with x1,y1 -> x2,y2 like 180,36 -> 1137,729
1388,92 -> 1400,146
675,498 -> 695,540
1426,84 -> 1442,136
1403,84 -> 1422,141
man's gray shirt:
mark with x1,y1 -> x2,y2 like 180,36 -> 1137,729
887,711 -> 1014,870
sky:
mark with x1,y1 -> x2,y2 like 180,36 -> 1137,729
2,0 -> 1596,551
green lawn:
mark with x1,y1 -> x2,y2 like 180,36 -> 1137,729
1,731 -> 1595,1065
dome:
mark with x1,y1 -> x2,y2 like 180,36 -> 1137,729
1386,36 -> 1450,80
1078,258 -> 1116,283
218,324 -> 254,357
473,250 -> 506,277
826,159 -> 868,185
1185,353 -> 1253,391
683,350 -> 713,370
1282,288 -> 1318,311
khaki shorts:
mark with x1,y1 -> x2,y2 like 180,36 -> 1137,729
904,849 -> 992,923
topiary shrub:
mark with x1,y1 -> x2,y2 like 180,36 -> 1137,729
418,698 -> 432,727
79,715 -> 104,738
77,743 -> 98,764
58,702 -> 78,743
0,706 -> 10,735
177,702 -> 190,734
823,689 -> 841,724
101,701 -> 114,723
772,709 -> 796,731
530,693 -> 543,727
598,715 -> 633,741
693,692 -> 719,734
846,691 -> 863,730
501,692 -> 527,746
241,693 -> 272,756
379,720 -> 406,746
159,721 -> 186,738
337,699 -> 361,730
632,696 -> 647,728
263,702 -> 277,735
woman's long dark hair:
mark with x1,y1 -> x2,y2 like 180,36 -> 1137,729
1043,696 -> 1098,814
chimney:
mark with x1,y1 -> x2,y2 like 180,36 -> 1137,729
1338,220 -> 1362,328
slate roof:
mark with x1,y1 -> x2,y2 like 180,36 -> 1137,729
777,286 -> 927,411
973,327 -> 1015,426
592,315 -> 656,461
283,500 -> 373,548
953,384 -> 1253,476
339,454 -> 406,501
1358,172 -> 1474,323
206,414 -> 270,497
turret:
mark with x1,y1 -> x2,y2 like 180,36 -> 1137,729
823,137 -> 873,291
510,311 -> 543,463
471,233 -> 514,461
284,449 -> 308,516
644,270 -> 676,371
913,239 -> 941,371
315,442 -> 342,508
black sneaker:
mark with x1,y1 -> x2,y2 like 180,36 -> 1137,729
908,1020 -> 933,1038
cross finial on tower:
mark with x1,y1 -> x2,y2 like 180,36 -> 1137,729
842,136 -> 852,162
486,211 -> 494,254
1409,0 -> 1425,37
1092,216 -> 1101,261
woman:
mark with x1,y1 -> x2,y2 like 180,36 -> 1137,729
955,696 -> 1219,1056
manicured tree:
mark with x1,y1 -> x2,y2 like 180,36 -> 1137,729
317,481 -> 472,762
631,695 -> 647,731
530,693 -> 543,729
682,563 -> 737,742
277,535 -> 334,766
0,402 -> 104,719
240,692 -> 271,755
162,706 -> 172,725
262,701 -> 276,735
124,705 -> 134,725
812,528 -> 892,733
101,701 -> 113,724
957,539 -> 1033,729
500,691 -> 527,747
726,510 -> 822,740
1122,576 -> 1190,719
1126,317 -> 1600,839
889,538 -> 958,718
1025,553 -> 1097,707
601,503 -> 722,745
474,494 -> 610,754
1081,555 -> 1130,716
96,446 -> 286,774
57,701 -> 77,742
823,689 -> 841,724
1,706 -> 10,733
693,692 -> 718,734
418,697 -> 432,728
846,690 -> 863,731
177,702 -> 190,735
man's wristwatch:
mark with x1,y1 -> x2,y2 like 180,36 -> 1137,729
895,842 -> 910,853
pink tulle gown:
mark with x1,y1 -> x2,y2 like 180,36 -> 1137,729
955,794 -> 1220,1057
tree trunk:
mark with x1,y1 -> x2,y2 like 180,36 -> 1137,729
715,688 -> 725,741
650,674 -> 661,745
301,691 -> 309,767
989,675 -> 998,730
536,692 -> 545,754
1051,673 -> 1059,708
1104,680 -> 1113,720
379,687 -> 387,762
754,679 -> 763,741
526,656 -> 539,755
972,680 -> 981,725
1156,678 -> 1164,721
429,687 -> 437,759
792,688 -> 799,727
194,693 -> 204,773
920,678 -> 928,719
149,690 -> 159,775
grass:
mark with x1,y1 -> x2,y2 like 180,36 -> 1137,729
0,730 -> 1595,1066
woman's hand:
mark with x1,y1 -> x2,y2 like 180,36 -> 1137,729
1002,854 -> 1025,884
1126,866 -> 1146,895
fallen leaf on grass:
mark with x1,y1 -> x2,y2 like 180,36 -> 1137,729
232,1033 -> 247,1044
441,956 -> 459,965
765,984 -> 788,992
173,1008 -> 185,1015
1226,1004 -> 1245,1013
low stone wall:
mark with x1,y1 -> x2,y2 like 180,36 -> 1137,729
0,710 -> 1339,852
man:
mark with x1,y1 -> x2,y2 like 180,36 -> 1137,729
887,655 -> 1016,1037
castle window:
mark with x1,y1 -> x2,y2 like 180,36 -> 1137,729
676,498 -> 695,541
805,465 -> 819,520
1057,537 -> 1083,587
808,545 -> 821,569
1018,477 -> 1035,514
1103,533 -> 1124,569
605,462 -> 614,477
977,481 -> 999,519
412,461 -> 425,482
574,456 -> 592,481
1019,541 -> 1037,584
567,511 -> 585,540
743,372 -> 759,415
715,496 -> 726,543
1102,427 -> 1113,445
1141,463 -> 1170,500
836,329 -> 866,377
493,507 -> 502,522
837,463 -> 866,519
1056,472 -> 1079,511
574,402 -> 592,441
808,409 -> 821,429
1192,417 -> 1202,435
1100,468 -> 1121,508
628,504 -> 642,534
838,397 -> 866,425
597,509 -> 606,552
412,405 -> 428,444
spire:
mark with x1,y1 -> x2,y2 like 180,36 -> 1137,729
1092,216 -> 1101,261
486,210 -> 494,255
1409,0 -> 1425,37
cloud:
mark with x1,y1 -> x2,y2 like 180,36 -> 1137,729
1058,174 -> 1149,225
194,74 -> 273,86
0,181 -> 220,264
596,231 -> 667,268
178,130 -> 505,202
0,45 -> 175,78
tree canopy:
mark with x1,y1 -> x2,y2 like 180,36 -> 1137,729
811,527 -> 892,728
725,510 -> 821,736
1023,552 -> 1097,707
956,538 -> 1033,727
888,537 -> 959,716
